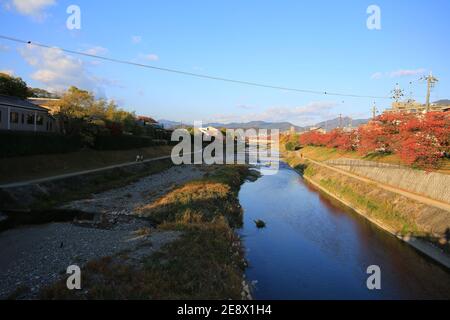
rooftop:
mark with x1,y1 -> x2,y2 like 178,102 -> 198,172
0,95 -> 49,112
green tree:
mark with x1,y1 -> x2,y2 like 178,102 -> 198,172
0,73 -> 29,98
52,86 -> 95,135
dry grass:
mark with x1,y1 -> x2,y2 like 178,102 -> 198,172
39,165 -> 251,300
40,218 -> 246,300
138,165 -> 249,228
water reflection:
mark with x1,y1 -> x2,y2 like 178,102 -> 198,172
238,162 -> 450,300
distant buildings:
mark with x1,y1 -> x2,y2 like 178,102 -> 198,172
308,126 -> 327,134
387,100 -> 450,114
0,95 -> 56,132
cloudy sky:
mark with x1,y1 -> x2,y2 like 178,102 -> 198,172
0,0 -> 449,125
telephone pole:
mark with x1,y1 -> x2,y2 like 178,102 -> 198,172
372,102 -> 378,119
421,72 -> 438,112
339,114 -> 342,129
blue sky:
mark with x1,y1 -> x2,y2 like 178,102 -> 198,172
0,0 -> 449,125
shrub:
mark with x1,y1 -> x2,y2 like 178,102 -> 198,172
0,130 -> 82,158
93,134 -> 160,150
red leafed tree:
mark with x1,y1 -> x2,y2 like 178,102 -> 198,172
298,111 -> 449,169
398,112 -> 450,168
357,122 -> 391,155
334,130 -> 358,151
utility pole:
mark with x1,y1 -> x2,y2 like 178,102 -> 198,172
372,102 -> 378,120
421,72 -> 438,112
339,114 -> 342,129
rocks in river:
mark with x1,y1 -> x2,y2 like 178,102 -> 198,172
254,220 -> 266,229
246,169 -> 261,182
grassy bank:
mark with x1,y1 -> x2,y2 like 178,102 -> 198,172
284,152 -> 450,253
0,145 -> 172,184
24,158 -> 174,210
0,159 -> 174,231
40,165 -> 252,300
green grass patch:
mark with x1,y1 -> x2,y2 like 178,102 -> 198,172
316,176 -> 418,235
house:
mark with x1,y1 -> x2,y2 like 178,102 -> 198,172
0,95 -> 56,132
27,97 -> 61,114
136,116 -> 163,129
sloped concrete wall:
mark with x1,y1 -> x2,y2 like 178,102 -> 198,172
325,158 -> 450,204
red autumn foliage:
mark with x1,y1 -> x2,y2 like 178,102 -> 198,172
297,111 -> 450,169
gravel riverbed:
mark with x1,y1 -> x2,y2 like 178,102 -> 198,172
0,164 -> 207,299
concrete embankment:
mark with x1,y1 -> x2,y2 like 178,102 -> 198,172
325,158 -> 450,204
284,152 -> 450,269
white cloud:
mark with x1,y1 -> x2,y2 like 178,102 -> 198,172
237,104 -> 253,110
131,35 -> 142,44
9,0 -> 55,17
208,101 -> 336,125
0,69 -> 14,76
83,46 -> 108,56
19,44 -> 112,95
0,44 -> 10,52
141,53 -> 159,61
370,72 -> 383,80
371,68 -> 426,79
389,68 -> 426,78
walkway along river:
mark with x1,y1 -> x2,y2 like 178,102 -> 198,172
238,162 -> 450,299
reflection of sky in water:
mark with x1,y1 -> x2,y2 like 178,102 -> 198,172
238,164 -> 450,300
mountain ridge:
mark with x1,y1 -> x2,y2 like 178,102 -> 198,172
158,118 -> 369,131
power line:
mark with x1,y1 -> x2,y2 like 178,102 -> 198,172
0,34 -> 391,99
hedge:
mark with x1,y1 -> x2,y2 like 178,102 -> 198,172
93,134 -> 167,150
0,130 -> 83,158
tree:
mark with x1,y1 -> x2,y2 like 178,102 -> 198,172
0,73 -> 29,98
28,87 -> 60,99
51,86 -> 95,135
397,112 -> 450,168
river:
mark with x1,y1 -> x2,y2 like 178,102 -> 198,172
238,162 -> 450,300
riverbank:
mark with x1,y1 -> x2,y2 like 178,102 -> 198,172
0,145 -> 172,185
38,165 -> 254,300
283,151 -> 450,269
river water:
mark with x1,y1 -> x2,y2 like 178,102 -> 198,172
238,162 -> 450,300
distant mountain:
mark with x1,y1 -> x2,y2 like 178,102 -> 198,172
158,119 -> 302,131
433,99 -> 450,105
158,119 -> 183,129
204,121 -> 303,132
158,118 -> 369,132
311,117 -> 369,131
